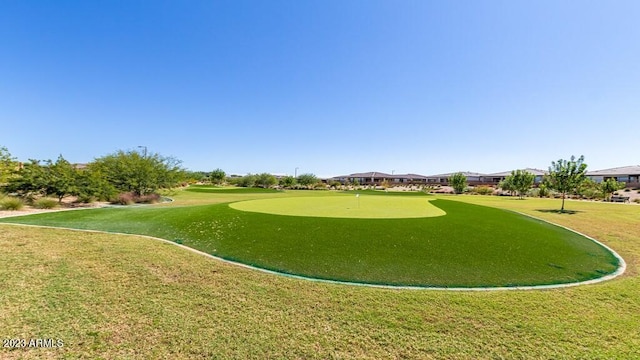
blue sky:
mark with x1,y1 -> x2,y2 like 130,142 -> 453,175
1,1 -> 638,177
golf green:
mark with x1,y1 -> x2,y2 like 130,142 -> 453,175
0,197 -> 620,287
229,195 -> 446,218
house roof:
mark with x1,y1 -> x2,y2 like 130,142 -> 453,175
485,168 -> 548,177
425,171 -> 485,178
586,165 -> 640,176
333,172 -> 394,179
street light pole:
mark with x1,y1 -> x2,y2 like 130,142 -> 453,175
295,167 -> 299,178
138,145 -> 147,157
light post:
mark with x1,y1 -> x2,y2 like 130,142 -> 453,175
138,145 -> 147,157
295,167 -> 299,178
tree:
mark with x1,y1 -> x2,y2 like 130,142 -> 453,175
600,178 -> 625,202
236,174 -> 257,187
0,146 -> 18,186
75,166 -> 117,202
255,173 -> 277,188
449,172 -> 467,194
5,159 -> 48,199
297,173 -> 318,188
210,168 -> 226,185
545,155 -> 588,212
504,170 -> 535,199
279,175 -> 296,188
90,150 -> 185,196
498,177 -> 516,196
577,178 -> 602,200
44,155 -> 78,203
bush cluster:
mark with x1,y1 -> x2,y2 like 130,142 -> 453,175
0,197 -> 24,210
472,186 -> 494,195
33,198 -> 59,209
112,192 -> 161,205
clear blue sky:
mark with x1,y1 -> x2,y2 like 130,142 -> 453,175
1,1 -> 638,177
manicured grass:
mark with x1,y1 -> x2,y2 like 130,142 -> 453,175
341,189 -> 431,196
230,195 -> 446,218
1,195 -> 638,358
0,196 -> 619,287
185,185 -> 281,193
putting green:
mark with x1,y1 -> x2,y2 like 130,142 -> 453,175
229,195 -> 446,218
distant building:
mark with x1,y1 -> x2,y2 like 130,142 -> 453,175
330,166 -> 639,188
424,172 -> 485,186
482,168 -> 547,185
586,165 -> 640,187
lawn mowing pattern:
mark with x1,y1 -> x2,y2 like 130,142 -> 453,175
340,189 -> 432,196
185,186 -> 281,194
0,199 -> 619,287
230,195 -> 446,218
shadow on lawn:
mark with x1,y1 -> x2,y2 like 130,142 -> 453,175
535,209 -> 582,215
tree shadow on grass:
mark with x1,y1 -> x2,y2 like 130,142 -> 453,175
535,209 -> 582,215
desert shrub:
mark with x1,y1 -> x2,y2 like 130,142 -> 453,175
313,182 -> 328,190
112,192 -> 135,205
137,193 -> 160,204
0,197 -> 24,210
75,194 -> 96,204
527,188 -> 540,197
33,198 -> 59,209
634,198 -> 640,204
111,192 -> 161,205
474,186 -> 494,195
624,188 -> 631,192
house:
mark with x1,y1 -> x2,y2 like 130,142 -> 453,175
332,172 -> 429,186
586,165 -> 640,188
423,172 -> 485,186
482,168 -> 547,185
332,172 -> 393,185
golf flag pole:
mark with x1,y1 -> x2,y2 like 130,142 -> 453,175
356,193 -> 360,209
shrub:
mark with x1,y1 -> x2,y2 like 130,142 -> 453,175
634,198 -> 640,204
474,186 -> 494,195
624,188 -> 631,192
0,197 -> 24,210
137,193 -> 161,204
111,192 -> 161,205
75,194 -> 96,204
113,192 -> 135,205
33,198 -> 59,209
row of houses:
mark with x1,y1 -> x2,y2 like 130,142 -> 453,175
330,165 -> 640,188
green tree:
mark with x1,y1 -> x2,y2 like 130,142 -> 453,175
545,155 -> 588,212
577,178 -> 602,200
0,146 -> 18,186
600,178 -> 625,202
90,150 -> 184,196
5,160 -> 48,199
236,174 -> 257,187
75,167 -> 117,202
255,173 -> 277,188
449,172 -> 467,194
210,168 -> 226,185
498,177 -> 516,196
297,173 -> 318,188
279,175 -> 296,188
183,171 -> 207,184
504,170 -> 535,199
44,155 -> 78,203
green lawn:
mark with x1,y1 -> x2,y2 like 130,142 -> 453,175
0,191 -> 620,287
229,195 -> 446,218
1,191 -> 639,358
